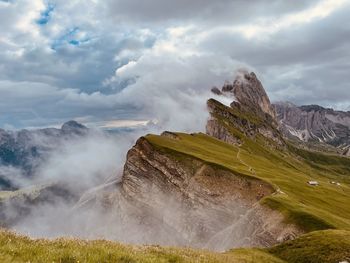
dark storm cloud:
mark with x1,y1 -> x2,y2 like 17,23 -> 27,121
106,0 -> 319,25
197,1 -> 350,108
0,0 -> 349,128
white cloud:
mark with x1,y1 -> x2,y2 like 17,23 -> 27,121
193,0 -> 349,41
233,0 -> 349,39
0,0 -> 350,128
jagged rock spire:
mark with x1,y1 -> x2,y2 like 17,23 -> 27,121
212,70 -> 276,120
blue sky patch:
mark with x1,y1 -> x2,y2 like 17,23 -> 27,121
51,27 -> 91,49
36,3 -> 55,25
69,40 -> 80,46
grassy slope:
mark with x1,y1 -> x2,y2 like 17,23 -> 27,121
0,230 -> 283,263
1,98 -> 350,262
267,229 -> 350,263
1,229 -> 349,263
0,131 -> 349,262
146,132 -> 350,232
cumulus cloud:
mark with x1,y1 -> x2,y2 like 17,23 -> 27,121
0,0 -> 350,129
106,32 -> 244,131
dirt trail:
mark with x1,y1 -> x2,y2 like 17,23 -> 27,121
235,144 -> 285,195
236,145 -> 256,176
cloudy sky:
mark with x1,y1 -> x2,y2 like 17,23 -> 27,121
1,0 -> 349,129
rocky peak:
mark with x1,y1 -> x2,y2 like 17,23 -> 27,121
207,71 -> 283,147
212,70 -> 276,120
233,71 -> 276,119
61,120 -> 88,134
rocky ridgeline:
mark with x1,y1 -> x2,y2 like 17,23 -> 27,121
207,71 -> 284,147
212,71 -> 276,120
274,102 -> 350,154
210,70 -> 350,156
75,135 -> 299,250
72,71 -> 300,250
2,70 -> 349,253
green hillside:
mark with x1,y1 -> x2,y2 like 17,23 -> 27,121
1,229 -> 349,262
1,130 -> 349,262
1,99 -> 350,262
146,131 -> 350,232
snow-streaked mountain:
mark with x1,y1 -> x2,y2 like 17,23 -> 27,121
274,102 -> 350,155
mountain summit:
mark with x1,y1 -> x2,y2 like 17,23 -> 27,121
212,70 -> 276,120
208,71 -> 283,147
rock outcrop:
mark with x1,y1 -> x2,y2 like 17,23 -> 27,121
274,102 -> 350,152
207,72 -> 284,147
212,70 -> 276,120
80,136 -> 300,250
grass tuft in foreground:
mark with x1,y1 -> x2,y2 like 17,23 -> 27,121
1,229 -> 349,262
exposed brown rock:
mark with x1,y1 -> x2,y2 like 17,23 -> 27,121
211,70 -> 276,120
274,102 -> 350,151
206,118 -> 242,146
232,71 -> 276,120
76,71 -> 301,249
82,137 -> 300,250
206,71 -> 286,148
206,98 -> 284,147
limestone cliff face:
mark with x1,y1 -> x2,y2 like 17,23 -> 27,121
207,72 -> 284,147
212,71 -> 276,120
274,102 -> 350,153
75,71 -> 299,249
233,71 -> 276,120
83,135 -> 300,250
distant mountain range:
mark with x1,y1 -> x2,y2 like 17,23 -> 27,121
274,102 -> 350,156
0,121 -> 88,190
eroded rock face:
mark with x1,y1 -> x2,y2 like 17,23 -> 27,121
213,71 -> 276,120
233,71 -> 276,120
344,147 -> 350,157
206,71 -> 284,147
206,99 -> 283,147
83,136 -> 300,250
206,118 -> 242,146
274,102 -> 350,152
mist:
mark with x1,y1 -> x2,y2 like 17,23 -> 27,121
0,54 -> 247,249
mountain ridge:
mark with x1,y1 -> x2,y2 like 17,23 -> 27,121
0,72 -> 350,262
274,101 -> 350,155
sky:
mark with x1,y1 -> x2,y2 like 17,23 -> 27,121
0,0 -> 350,129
